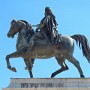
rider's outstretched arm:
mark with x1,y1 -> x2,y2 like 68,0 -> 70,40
37,23 -> 45,29
32,23 -> 45,29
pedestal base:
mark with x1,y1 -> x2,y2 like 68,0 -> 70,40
2,78 -> 90,90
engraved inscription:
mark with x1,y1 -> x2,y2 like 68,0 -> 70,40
21,83 -> 64,88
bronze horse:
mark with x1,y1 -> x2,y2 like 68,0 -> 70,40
6,19 -> 90,78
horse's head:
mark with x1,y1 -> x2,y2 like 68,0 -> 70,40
7,19 -> 33,38
7,19 -> 21,38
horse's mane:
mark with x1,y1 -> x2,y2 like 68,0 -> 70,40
19,20 -> 31,29
19,20 -> 28,25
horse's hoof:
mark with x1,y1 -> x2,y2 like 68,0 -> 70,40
11,67 -> 17,72
8,66 -> 17,72
31,76 -> 33,78
80,75 -> 85,78
51,73 -> 55,78
30,74 -> 33,78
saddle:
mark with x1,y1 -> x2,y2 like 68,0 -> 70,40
34,31 -> 62,45
26,29 -> 62,45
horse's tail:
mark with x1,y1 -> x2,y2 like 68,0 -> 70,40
71,34 -> 90,63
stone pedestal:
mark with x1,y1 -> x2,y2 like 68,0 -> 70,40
2,78 -> 90,90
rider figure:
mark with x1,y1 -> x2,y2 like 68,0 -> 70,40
27,7 -> 58,53
36,7 -> 58,44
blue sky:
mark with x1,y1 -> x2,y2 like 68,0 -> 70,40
0,0 -> 90,89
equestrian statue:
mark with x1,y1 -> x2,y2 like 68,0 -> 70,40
6,7 -> 90,78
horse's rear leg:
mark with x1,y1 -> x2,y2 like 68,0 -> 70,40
67,55 -> 85,78
51,56 -> 69,78
6,51 -> 23,72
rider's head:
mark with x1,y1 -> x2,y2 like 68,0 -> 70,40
45,7 -> 52,16
45,7 -> 55,18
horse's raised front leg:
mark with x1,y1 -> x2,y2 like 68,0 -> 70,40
51,56 -> 69,78
67,55 -> 85,78
5,51 -> 23,72
24,58 -> 35,78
